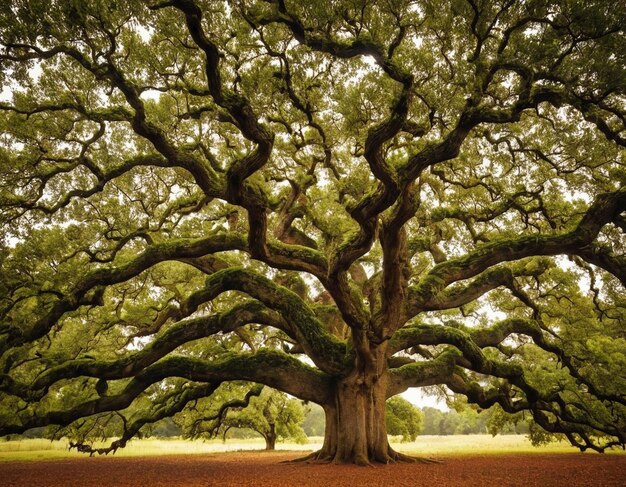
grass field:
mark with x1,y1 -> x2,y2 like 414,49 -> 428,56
1,434 -> 621,462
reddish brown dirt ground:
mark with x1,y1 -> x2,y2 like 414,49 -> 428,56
1,451 -> 625,487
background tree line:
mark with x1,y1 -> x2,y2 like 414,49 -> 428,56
13,390 -> 532,446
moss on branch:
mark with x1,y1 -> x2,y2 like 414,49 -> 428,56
0,349 -> 330,437
188,267 -> 348,374
6,302 -> 282,399
387,349 -> 461,396
409,188 -> 626,310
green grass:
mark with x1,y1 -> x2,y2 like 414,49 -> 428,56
0,436 -> 317,462
394,434 -> 580,456
0,435 -> 622,462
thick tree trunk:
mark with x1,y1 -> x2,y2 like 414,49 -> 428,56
301,371 -> 434,465
320,372 -> 390,464
264,423 -> 276,450
303,342 -> 395,465
297,342 -> 432,465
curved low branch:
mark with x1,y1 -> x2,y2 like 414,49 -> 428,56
69,382 -> 220,456
187,383 -> 264,439
409,188 -> 626,309
0,349 -> 331,436
0,233 -> 247,354
387,349 -> 461,397
2,267 -> 347,400
0,231 -> 332,355
446,372 -> 625,453
388,322 -> 523,383
194,267 -> 348,374
415,258 -> 552,313
390,315 -> 626,408
471,319 -> 626,407
2,301 -> 284,399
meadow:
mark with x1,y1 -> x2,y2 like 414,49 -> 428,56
0,434 -> 608,462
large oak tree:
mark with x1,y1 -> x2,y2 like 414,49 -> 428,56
0,0 -> 625,465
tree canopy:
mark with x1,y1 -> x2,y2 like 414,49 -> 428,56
0,0 -> 625,465
386,396 -> 423,442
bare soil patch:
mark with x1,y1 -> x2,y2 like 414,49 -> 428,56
1,451 -> 625,486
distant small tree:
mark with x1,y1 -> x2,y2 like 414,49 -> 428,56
220,388 -> 308,450
385,397 -> 423,442
173,384 -> 308,450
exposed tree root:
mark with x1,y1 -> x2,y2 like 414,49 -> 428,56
388,449 -> 443,464
284,451 -> 331,464
286,449 -> 443,465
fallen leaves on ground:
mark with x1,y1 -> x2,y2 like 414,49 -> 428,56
2,450 -> 625,486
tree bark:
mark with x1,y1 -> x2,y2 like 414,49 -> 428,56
264,423 -> 276,450
308,345 -> 400,465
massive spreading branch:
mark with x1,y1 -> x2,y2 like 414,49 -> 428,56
0,0 -> 625,464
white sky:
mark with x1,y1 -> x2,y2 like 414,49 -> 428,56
401,388 -> 448,411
